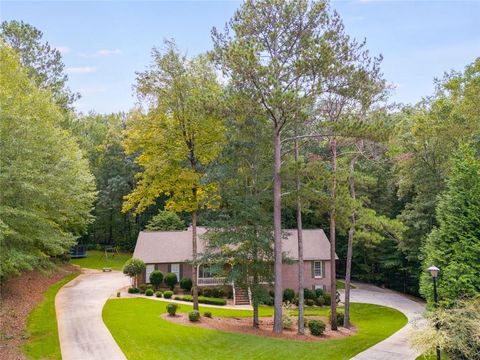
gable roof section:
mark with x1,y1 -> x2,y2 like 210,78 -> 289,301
133,227 -> 336,264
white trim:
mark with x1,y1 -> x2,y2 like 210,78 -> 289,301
146,264 -> 155,283
170,263 -> 180,281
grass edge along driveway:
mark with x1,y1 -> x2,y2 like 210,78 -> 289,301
103,298 -> 407,360
22,272 -> 79,360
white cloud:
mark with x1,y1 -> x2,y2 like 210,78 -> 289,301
66,66 -> 97,74
56,46 -> 70,55
79,49 -> 122,58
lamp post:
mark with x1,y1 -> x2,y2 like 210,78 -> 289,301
428,265 -> 440,360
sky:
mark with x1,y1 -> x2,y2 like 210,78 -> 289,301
1,0 -> 479,114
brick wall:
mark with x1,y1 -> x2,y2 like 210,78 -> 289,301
281,260 -> 331,293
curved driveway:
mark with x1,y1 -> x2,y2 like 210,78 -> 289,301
341,283 -> 426,360
56,269 -> 130,360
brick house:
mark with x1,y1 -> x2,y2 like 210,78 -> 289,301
133,227 -> 337,304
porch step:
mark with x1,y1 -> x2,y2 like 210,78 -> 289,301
234,286 -> 250,305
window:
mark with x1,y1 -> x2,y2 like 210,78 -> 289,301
199,264 -> 213,278
170,263 -> 180,281
146,264 -> 155,283
313,261 -> 323,278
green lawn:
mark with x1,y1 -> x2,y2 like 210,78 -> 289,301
23,272 -> 79,359
103,298 -> 407,360
70,250 -> 131,270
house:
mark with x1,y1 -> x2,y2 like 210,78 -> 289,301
133,227 -> 337,304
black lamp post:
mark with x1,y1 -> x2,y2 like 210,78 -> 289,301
428,265 -> 441,360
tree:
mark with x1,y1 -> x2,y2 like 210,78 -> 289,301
0,20 -> 78,110
420,143 -> 480,307
145,210 -> 185,231
123,258 -> 145,287
0,44 -> 95,279
212,0 -> 333,333
123,41 -> 225,310
149,270 -> 164,290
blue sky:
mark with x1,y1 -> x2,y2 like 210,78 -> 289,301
2,1 -> 479,114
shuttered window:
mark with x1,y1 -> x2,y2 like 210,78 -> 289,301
313,261 -> 323,278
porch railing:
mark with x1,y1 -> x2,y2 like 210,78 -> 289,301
198,277 -> 231,286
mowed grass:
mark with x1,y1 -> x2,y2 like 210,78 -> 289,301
70,250 -> 131,270
23,272 -> 79,359
336,280 -> 356,289
103,298 -> 407,360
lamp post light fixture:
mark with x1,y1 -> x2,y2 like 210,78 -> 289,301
428,265 -> 441,360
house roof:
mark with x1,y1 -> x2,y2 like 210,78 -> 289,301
133,227 -> 337,264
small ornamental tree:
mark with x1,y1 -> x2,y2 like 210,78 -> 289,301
123,258 -> 145,287
149,270 -> 164,290
164,272 -> 178,290
180,277 -> 193,292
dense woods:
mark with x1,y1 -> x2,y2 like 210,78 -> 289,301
1,0 -> 478,327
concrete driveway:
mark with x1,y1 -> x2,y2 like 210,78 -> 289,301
56,269 -> 130,360
340,283 -> 426,360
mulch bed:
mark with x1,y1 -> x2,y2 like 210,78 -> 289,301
0,264 -> 79,360
162,313 -> 356,341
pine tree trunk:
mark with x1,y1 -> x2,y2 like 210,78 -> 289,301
295,138 -> 305,335
329,136 -> 338,331
273,129 -> 283,334
191,210 -> 199,311
344,156 -> 357,328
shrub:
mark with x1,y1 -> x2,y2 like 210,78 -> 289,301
304,288 -> 317,300
174,295 -> 227,306
146,284 -> 154,290
163,290 -> 173,299
180,277 -> 192,291
122,258 -> 145,287
308,319 -> 326,336
323,293 -> 331,306
128,287 -> 140,294
333,310 -> 344,325
203,288 -> 213,297
315,288 -> 324,298
117,292 -> 121,298
293,297 -> 299,306
282,303 -> 293,329
145,289 -> 154,296
164,272 -> 178,290
212,287 -> 224,298
305,299 -> 315,306
166,303 -> 178,316
315,296 -> 325,307
139,284 -> 147,293
188,310 -> 201,322
283,288 -> 295,303
155,291 -> 163,298
204,311 -> 212,318
149,270 -> 164,289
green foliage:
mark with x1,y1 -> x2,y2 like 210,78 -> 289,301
163,290 -> 173,299
305,299 -> 315,307
70,250 -> 132,271
122,258 -> 145,287
188,310 -> 201,322
145,289 -> 154,296
308,319 -> 326,336
323,293 -> 331,306
420,144 -> 480,306
155,291 -> 163,298
128,287 -> 140,294
332,310 -> 345,325
174,295 -> 227,306
283,288 -> 295,303
149,270 -> 164,290
166,302 -> 178,316
180,277 -> 193,291
145,210 -> 185,231
164,272 -> 178,290
0,44 -> 95,279
303,288 -> 317,301
204,311 -> 212,318
315,297 -> 325,307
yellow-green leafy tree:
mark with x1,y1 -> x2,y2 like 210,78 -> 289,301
122,41 -> 225,310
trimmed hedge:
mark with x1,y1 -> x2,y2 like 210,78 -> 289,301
188,310 -> 200,322
155,291 -> 163,298
308,319 -> 326,336
180,277 -> 192,291
163,290 -> 173,299
166,303 -> 178,316
175,295 -> 226,306
145,289 -> 154,296
128,287 -> 140,294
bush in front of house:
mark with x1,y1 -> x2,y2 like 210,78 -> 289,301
149,270 -> 164,290
128,287 -> 140,294
204,311 -> 212,318
315,296 -> 325,307
323,293 -> 331,306
188,310 -> 201,322
315,288 -> 324,298
174,295 -> 227,306
305,299 -> 315,306
304,288 -> 317,301
166,303 -> 178,316
308,319 -> 326,336
283,288 -> 295,303
180,277 -> 192,291
139,284 -> 147,293
155,291 -> 163,298
145,289 -> 154,296
330,310 -> 344,325
164,272 -> 178,290
163,290 -> 173,299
